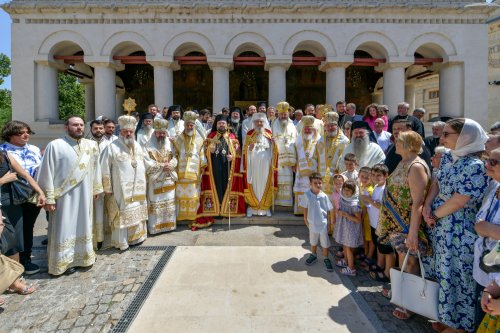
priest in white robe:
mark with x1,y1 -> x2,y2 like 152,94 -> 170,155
142,119 -> 177,234
135,112 -> 154,147
166,105 -> 185,139
317,109 -> 349,196
37,116 -> 103,276
339,121 -> 385,171
271,101 -> 297,207
89,119 -> 112,247
243,113 -> 278,217
293,115 -> 320,215
101,114 -> 149,251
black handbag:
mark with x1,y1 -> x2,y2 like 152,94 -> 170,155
3,152 -> 34,205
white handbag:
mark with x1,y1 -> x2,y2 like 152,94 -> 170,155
390,250 -> 439,321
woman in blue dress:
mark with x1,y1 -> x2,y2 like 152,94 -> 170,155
423,118 -> 489,332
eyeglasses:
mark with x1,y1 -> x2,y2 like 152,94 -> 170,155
442,131 -> 458,138
485,158 -> 500,167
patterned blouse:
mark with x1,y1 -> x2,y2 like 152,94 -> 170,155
0,142 -> 42,178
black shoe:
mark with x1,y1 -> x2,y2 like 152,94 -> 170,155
41,238 -> 48,246
23,261 -> 40,275
64,267 -> 77,275
79,265 -> 93,272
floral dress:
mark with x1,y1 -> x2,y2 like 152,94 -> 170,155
376,157 -> 431,256
424,152 -> 488,332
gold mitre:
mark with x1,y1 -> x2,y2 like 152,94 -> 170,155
276,101 -> 290,114
118,115 -> 137,130
323,111 -> 339,124
153,118 -> 169,132
301,115 -> 316,127
183,111 -> 198,124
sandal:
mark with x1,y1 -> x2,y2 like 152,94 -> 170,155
431,322 -> 447,332
340,267 -> 357,276
382,285 -> 391,299
335,258 -> 348,268
369,270 -> 390,283
392,307 -> 414,320
9,284 -> 36,295
355,253 -> 366,261
359,257 -> 376,271
0,297 -> 4,306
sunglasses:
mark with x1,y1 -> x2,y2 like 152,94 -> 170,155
485,158 -> 500,167
442,131 -> 458,138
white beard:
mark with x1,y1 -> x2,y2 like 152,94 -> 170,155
254,127 -> 264,134
185,129 -> 195,136
352,136 -> 369,157
303,133 -> 313,141
327,130 -> 338,138
122,137 -> 135,148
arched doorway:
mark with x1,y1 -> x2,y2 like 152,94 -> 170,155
286,50 -> 325,109
173,51 -> 212,110
116,51 -> 154,113
230,51 -> 268,109
346,50 -> 382,112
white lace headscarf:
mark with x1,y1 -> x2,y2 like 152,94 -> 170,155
451,118 -> 488,161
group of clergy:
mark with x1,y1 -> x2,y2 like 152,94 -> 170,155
99,101 -> 362,238
38,100 -> 387,275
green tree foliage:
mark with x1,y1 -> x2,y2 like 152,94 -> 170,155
58,72 -> 85,121
0,53 -> 10,86
0,89 -> 12,128
0,53 -> 12,128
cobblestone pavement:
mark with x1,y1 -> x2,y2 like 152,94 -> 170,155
1,219 -> 433,333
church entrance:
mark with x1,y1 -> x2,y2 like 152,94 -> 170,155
229,52 -> 269,111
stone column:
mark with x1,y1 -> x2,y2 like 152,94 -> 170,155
405,83 -> 416,112
81,79 -> 95,121
92,63 -> 117,120
320,62 -> 351,105
265,63 -> 290,106
152,62 -> 175,109
209,62 -> 232,114
381,63 -> 410,117
439,62 -> 464,119
35,62 -> 59,121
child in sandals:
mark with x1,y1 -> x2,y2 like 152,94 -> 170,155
300,173 -> 335,272
333,180 -> 363,276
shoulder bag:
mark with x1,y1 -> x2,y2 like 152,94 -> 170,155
3,152 -> 34,205
390,250 -> 439,321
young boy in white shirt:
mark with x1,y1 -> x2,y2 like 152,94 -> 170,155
361,163 -> 391,282
300,172 -> 335,271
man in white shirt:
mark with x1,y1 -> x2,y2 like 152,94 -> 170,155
373,118 -> 392,153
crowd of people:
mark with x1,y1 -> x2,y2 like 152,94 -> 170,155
0,99 -> 499,333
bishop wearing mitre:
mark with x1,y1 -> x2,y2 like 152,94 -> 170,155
271,101 -> 297,207
196,114 -> 246,227
293,115 -> 320,215
317,108 -> 349,196
242,113 -> 278,217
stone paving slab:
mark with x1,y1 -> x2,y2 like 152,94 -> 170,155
12,212 -> 433,333
128,246 -> 377,333
0,247 -> 164,333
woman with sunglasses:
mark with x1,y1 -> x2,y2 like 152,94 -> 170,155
474,147 -> 500,333
423,118 -> 489,333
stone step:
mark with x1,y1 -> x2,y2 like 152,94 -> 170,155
178,210 -> 304,226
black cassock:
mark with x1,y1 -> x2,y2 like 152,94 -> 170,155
211,136 -> 231,204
